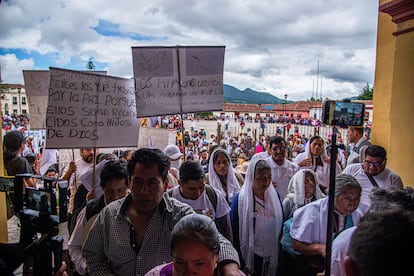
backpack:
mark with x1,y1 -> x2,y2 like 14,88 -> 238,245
167,184 -> 218,212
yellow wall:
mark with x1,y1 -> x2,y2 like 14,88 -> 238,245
372,0 -> 414,187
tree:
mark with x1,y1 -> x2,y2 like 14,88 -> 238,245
358,83 -> 374,100
86,57 -> 96,70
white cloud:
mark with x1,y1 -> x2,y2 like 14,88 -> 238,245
0,0 -> 379,100
0,54 -> 34,83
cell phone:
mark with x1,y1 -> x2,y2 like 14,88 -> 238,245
322,100 -> 365,127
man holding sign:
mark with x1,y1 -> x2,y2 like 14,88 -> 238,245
61,148 -> 96,228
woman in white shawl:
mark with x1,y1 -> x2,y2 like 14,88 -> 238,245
277,169 -> 325,275
282,169 -> 325,220
230,158 -> 283,275
294,135 -> 342,192
206,149 -> 242,204
289,174 -> 363,276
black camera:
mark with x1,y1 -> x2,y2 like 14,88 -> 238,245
322,100 -> 365,127
0,174 -> 68,275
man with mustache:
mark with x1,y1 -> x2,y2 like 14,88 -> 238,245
83,148 -> 240,275
266,136 -> 299,200
62,148 -> 97,229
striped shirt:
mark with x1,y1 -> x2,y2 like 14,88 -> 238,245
82,193 -> 239,276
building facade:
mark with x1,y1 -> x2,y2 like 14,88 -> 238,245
0,84 -> 28,116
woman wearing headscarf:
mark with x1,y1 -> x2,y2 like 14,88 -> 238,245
289,174 -> 363,276
230,158 -> 283,275
294,135 -> 342,192
277,169 -> 325,275
282,169 -> 325,220
205,149 -> 242,204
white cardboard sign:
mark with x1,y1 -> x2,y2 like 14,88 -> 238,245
23,70 -> 50,129
131,46 -> 225,117
46,68 -> 139,149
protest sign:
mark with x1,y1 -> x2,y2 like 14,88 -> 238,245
23,70 -> 50,129
131,46 -> 225,117
23,70 -> 107,130
137,127 -> 176,150
46,68 -> 139,149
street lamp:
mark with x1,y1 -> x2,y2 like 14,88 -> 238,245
283,94 -> 287,140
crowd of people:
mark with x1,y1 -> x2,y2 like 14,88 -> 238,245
1,118 -> 410,275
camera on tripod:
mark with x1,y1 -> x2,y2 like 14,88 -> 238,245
1,174 -> 68,275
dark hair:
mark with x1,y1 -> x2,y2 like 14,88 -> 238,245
127,148 -> 170,181
350,127 -> 364,136
212,149 -> 230,164
171,214 -> 220,254
349,209 -> 414,276
268,136 -> 286,148
365,145 -> 387,160
179,161 -> 204,183
100,159 -> 129,189
3,130 -> 24,153
207,145 -> 220,162
309,135 -> 323,145
24,153 -> 37,164
96,153 -> 117,164
122,150 -> 133,160
45,167 -> 58,175
369,187 -> 414,212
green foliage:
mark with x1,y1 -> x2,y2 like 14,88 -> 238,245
358,83 -> 374,100
86,57 -> 96,70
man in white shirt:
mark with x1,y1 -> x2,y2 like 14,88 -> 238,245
266,136 -> 299,201
61,148 -> 96,228
169,160 -> 233,242
342,145 -> 403,213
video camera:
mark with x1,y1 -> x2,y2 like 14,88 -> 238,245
322,100 -> 365,127
0,174 -> 68,275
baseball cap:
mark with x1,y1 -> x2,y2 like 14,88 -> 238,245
163,145 -> 183,160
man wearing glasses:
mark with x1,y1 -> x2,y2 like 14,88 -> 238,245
265,136 -> 299,200
342,145 -> 403,213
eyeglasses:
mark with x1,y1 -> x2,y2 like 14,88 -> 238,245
364,160 -> 385,168
272,146 -> 286,152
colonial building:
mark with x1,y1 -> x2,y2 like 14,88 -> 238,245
0,84 -> 28,116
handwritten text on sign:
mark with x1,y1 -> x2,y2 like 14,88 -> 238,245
46,68 -> 139,149
23,70 -> 50,129
131,46 -> 225,117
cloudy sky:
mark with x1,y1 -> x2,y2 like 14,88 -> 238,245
0,0 -> 379,101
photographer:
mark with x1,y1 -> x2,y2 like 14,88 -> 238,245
3,130 -> 36,187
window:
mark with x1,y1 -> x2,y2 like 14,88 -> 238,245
22,97 -> 26,104
22,109 -> 27,114
12,96 -> 17,104
13,109 -> 18,114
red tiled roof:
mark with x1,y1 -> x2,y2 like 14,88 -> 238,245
224,100 -> 372,113
223,101 -> 323,113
